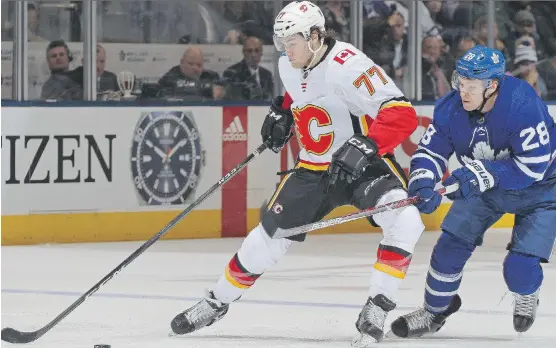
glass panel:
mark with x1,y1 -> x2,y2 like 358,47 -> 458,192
319,0 -> 351,43
27,1 -> 84,100
1,0 -> 15,99
496,0 -> 556,100
362,0 -> 410,95
96,0 -> 277,102
418,0 -> 477,101
416,0 -> 556,101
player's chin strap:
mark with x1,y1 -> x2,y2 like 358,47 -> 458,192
304,38 -> 325,71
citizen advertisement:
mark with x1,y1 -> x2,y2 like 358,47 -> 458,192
1,106 -> 223,215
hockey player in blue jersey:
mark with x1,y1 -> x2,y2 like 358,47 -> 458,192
389,45 -> 556,338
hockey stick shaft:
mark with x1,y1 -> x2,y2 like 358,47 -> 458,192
271,183 -> 459,239
1,143 -> 268,344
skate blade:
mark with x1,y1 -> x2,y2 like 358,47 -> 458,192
384,329 -> 397,339
168,331 -> 186,338
351,333 -> 379,347
382,329 -> 431,342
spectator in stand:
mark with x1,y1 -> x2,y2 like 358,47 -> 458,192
222,36 -> 273,101
320,1 -> 350,42
537,57 -> 556,100
512,38 -> 547,98
362,7 -> 407,92
94,44 -> 118,93
27,3 -> 45,42
158,46 -> 224,100
441,30 -> 476,81
506,1 -> 556,57
421,35 -> 451,100
363,0 -> 439,37
454,35 -> 476,61
472,15 -> 509,61
423,0 -> 452,32
453,1 -> 513,47
511,10 -> 549,61
215,1 -> 274,45
40,40 -> 82,100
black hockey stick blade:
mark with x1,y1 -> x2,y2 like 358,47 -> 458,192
1,143 -> 268,344
1,328 -> 38,344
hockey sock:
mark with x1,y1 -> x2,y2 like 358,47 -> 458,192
424,231 -> 475,314
213,224 -> 292,303
213,253 -> 261,303
503,251 -> 543,295
368,189 -> 425,301
369,244 -> 412,300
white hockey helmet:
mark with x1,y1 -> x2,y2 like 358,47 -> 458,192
273,1 -> 325,51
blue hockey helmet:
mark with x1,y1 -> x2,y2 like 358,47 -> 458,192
452,46 -> 505,91
456,46 -> 505,79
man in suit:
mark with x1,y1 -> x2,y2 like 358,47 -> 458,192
95,44 -> 119,93
223,36 -> 274,100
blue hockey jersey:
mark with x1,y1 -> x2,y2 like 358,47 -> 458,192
411,76 -> 556,190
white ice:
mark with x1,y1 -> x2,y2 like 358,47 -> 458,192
2,228 -> 556,348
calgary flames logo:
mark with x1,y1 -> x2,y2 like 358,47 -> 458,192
292,105 -> 334,155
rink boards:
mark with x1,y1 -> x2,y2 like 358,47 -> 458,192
3,104 -> 554,245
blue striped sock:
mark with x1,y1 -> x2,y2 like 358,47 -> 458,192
423,232 -> 475,314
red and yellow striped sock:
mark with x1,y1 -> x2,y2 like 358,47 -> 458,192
373,244 -> 412,279
224,253 -> 262,289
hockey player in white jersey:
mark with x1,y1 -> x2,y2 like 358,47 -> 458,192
170,1 -> 425,344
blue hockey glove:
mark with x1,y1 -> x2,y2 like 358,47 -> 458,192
408,169 -> 442,214
443,160 -> 498,201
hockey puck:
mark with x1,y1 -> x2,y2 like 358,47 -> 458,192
94,345 -> 110,348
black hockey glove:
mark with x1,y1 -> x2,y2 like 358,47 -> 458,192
261,96 -> 294,153
328,134 -> 379,187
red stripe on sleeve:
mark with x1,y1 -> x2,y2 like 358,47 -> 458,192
282,92 -> 293,109
367,106 -> 418,155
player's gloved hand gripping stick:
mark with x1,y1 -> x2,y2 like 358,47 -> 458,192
1,143 -> 269,344
271,183 -> 460,239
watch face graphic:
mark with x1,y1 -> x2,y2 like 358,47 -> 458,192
131,111 -> 202,205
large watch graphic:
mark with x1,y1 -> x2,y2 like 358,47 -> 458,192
131,111 -> 204,205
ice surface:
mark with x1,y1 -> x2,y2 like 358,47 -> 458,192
2,229 -> 556,348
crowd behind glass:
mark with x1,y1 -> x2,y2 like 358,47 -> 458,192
2,0 -> 556,102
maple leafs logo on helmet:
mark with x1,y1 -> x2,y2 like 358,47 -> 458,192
491,53 -> 500,64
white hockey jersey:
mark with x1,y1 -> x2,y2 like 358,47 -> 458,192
279,39 -> 417,171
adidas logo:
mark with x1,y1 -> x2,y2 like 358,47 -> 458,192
223,116 -> 247,142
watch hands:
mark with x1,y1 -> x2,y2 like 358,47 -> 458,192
150,143 -> 167,160
166,139 -> 188,161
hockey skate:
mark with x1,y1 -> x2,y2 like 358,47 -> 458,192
170,290 -> 229,335
389,294 -> 461,338
513,289 -> 540,333
352,294 -> 396,346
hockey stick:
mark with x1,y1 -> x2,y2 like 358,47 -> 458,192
271,183 -> 460,239
1,142 -> 268,344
